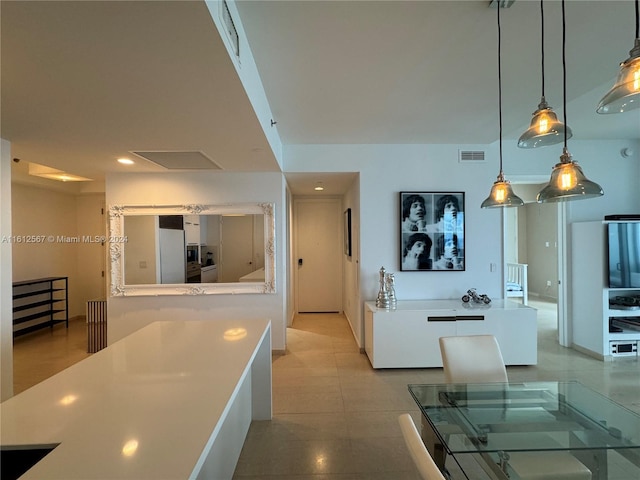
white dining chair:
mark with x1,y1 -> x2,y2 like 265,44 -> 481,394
439,334 -> 508,384
437,335 -> 592,480
398,413 -> 447,480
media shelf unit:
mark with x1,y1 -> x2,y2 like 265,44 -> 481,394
12,277 -> 68,338
571,221 -> 640,359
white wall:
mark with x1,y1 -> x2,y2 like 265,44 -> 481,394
285,144 -> 506,346
504,208 -> 518,265
525,202 -> 559,300
284,139 -> 640,347
206,0 -> 283,169
342,175 -> 361,345
75,194 -> 107,302
124,216 -> 158,285
11,185 -> 104,317
507,139 -> 640,302
1,170 -> 104,399
503,139 -> 640,222
1,139 -> 14,400
285,187 -> 294,328
286,143 -> 506,293
106,172 -> 288,351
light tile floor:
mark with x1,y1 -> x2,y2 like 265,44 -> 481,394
233,299 -> 640,479
12,316 -> 90,395
10,300 -> 640,479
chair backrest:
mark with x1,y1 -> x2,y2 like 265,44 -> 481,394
398,413 -> 447,480
439,335 -> 508,384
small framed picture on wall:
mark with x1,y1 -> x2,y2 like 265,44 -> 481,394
399,192 -> 465,271
344,208 -> 352,257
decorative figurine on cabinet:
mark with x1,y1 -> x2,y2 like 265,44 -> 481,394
462,288 -> 491,304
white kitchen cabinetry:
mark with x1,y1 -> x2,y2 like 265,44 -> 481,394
184,215 -> 200,245
364,300 -> 537,369
201,264 -> 218,283
199,215 -> 208,245
571,221 -> 640,359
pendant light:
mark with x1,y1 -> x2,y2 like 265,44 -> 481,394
518,0 -> 571,148
481,2 -> 523,209
537,0 -> 603,203
596,0 -> 640,113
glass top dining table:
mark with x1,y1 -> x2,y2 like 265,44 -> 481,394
408,381 -> 640,480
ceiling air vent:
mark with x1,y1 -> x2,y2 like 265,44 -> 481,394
222,0 -> 240,58
132,151 -> 222,170
458,150 -> 486,163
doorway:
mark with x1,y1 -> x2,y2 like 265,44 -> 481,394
294,198 -> 342,313
219,214 -> 263,282
504,196 -> 565,343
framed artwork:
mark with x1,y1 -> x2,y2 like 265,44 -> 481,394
344,208 -> 352,257
399,192 -> 465,271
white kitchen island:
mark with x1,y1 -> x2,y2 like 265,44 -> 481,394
1,318 -> 272,479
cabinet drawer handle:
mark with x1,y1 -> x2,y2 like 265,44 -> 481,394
426,315 -> 485,322
428,316 -> 456,322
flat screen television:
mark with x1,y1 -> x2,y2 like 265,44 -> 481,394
608,222 -> 640,288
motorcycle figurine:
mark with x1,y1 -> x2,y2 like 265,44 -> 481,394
462,288 -> 491,304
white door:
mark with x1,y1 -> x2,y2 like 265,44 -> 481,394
220,215 -> 254,282
295,199 -> 342,312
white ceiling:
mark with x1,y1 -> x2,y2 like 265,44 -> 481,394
1,0 -> 279,189
2,1 -> 639,195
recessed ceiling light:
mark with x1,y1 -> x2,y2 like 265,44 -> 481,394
314,183 -> 324,191
117,158 -> 134,165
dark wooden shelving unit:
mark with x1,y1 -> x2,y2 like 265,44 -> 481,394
12,277 -> 68,338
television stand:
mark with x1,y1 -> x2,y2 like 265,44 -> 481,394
572,221 -> 640,360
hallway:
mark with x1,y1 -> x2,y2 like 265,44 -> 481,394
10,301 -> 640,478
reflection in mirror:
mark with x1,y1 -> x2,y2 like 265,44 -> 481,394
123,214 -> 264,285
109,204 -> 275,296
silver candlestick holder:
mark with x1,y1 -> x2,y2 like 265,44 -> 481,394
376,266 -> 390,309
386,272 -> 397,309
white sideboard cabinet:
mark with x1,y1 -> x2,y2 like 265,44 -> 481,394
364,300 -> 537,368
571,221 -> 640,360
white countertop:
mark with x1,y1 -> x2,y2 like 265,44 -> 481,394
1,318 -> 271,479
365,298 -> 535,311
238,268 -> 265,282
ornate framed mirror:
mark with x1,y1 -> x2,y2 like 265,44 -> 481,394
109,203 -> 275,296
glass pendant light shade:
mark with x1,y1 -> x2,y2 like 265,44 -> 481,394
596,39 -> 640,114
537,0 -> 603,203
481,2 -> 523,209
537,148 -> 603,202
518,0 -> 570,148
481,172 -> 524,208
517,97 -> 572,148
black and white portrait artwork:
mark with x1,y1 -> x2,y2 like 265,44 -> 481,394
399,192 -> 465,271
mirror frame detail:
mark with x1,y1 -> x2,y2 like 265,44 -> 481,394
109,203 -> 276,296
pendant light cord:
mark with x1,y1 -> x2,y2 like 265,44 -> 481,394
540,0 -> 545,98
562,0 -> 567,149
497,2 -> 503,173
636,0 -> 639,38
